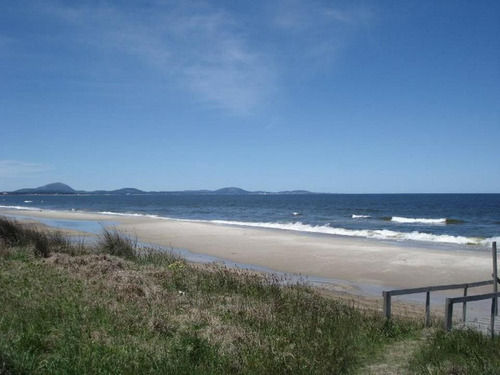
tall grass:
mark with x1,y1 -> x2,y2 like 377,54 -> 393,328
97,227 -> 137,259
408,328 -> 500,374
0,216 -> 70,258
4,219 -> 498,374
1,254 -> 413,374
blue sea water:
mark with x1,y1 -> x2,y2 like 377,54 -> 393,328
1,193 -> 499,248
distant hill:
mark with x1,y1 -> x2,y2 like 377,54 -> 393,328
14,182 -> 76,194
110,188 -> 145,194
214,187 -> 249,195
9,183 -> 314,195
278,190 -> 312,195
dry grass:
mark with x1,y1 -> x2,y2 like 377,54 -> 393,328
0,218 -> 437,374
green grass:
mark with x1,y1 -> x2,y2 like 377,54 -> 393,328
97,227 -> 138,259
0,216 -> 70,258
408,328 -> 500,374
2,216 -> 499,374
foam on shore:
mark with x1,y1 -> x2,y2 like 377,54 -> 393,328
1,205 -> 492,246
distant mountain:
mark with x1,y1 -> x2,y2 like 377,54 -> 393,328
278,190 -> 312,195
14,182 -> 76,194
9,183 -> 314,195
109,188 -> 145,194
214,187 -> 249,195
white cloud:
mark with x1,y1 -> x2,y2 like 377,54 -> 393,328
271,0 -> 374,67
273,0 -> 372,30
34,1 -> 372,114
44,2 -> 275,114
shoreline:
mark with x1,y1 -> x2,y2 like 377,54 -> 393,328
1,207 -> 494,291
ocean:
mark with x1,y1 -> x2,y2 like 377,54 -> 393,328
1,193 -> 499,249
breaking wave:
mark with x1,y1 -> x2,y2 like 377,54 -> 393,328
0,204 -> 43,211
0,206 -> 490,247
207,220 -> 491,246
389,217 -> 464,225
391,216 -> 447,224
88,211 -> 489,246
98,211 -> 161,219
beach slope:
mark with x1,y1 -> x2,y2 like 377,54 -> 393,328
0,208 -> 493,291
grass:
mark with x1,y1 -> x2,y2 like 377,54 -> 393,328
97,227 -> 138,259
408,329 -> 500,374
1,216 -> 499,374
0,216 -> 70,258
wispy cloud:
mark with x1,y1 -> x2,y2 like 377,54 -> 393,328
273,0 -> 372,30
271,0 -> 374,68
0,160 -> 53,178
33,1 -> 372,114
44,2 -> 274,114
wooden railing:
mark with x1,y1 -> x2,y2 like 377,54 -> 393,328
383,280 -> 494,327
445,291 -> 500,337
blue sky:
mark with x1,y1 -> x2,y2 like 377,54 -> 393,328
1,0 -> 499,193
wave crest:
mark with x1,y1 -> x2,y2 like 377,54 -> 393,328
208,220 -> 487,245
0,204 -> 42,211
0,206 -> 488,247
391,216 -> 447,224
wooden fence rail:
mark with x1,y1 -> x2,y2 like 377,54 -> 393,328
383,242 -> 499,335
445,291 -> 500,337
383,279 -> 494,326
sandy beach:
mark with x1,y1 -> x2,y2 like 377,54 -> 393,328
1,207 -> 494,294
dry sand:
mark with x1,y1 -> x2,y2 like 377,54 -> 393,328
1,208 -> 493,293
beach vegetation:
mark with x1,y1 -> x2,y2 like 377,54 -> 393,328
97,226 -> 138,259
0,216 -> 70,258
408,328 -> 500,374
1,216 -> 499,374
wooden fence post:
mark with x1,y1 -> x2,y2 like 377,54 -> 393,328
462,286 -> 468,322
425,291 -> 431,327
445,298 -> 453,331
491,296 -> 496,339
493,242 -> 498,316
383,291 -> 391,320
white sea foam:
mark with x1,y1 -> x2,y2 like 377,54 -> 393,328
93,213 -> 490,246
481,236 -> 500,246
0,204 -> 42,211
24,200 -> 32,203
352,214 -> 370,219
391,216 -> 447,225
98,211 -> 161,219
206,219 -> 486,245
1,205 -> 491,247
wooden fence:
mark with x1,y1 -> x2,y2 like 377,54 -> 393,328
383,279 -> 494,327
445,291 -> 500,337
383,242 -> 499,336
